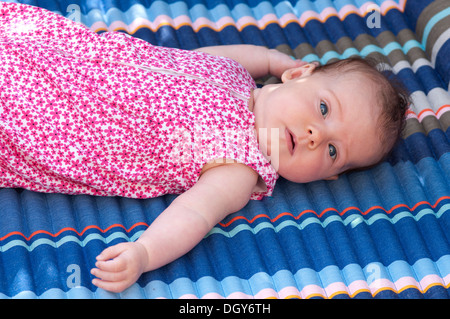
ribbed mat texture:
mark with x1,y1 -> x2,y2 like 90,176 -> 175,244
0,0 -> 449,298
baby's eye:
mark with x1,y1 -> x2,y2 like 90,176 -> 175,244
320,101 -> 328,118
328,144 -> 337,160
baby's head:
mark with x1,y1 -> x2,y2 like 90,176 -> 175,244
251,56 -> 408,183
313,57 -> 408,159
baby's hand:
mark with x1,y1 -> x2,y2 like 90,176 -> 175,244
267,49 -> 308,79
91,241 -> 149,293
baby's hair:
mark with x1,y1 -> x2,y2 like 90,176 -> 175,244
314,56 -> 409,163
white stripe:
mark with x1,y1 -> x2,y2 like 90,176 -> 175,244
430,25 -> 450,67
378,58 -> 432,75
407,87 -> 450,120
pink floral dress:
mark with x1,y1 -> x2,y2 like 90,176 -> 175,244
0,2 -> 278,200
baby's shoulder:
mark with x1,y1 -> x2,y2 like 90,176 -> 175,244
199,160 -> 266,197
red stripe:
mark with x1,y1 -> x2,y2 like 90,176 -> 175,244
407,104 -> 450,118
219,196 -> 450,227
1,196 -> 449,241
0,222 -> 149,242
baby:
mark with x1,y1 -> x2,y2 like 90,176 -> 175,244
90,53 -> 408,292
0,2 -> 407,293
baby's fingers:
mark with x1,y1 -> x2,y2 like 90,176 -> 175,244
95,256 -> 127,273
91,266 -> 127,283
96,242 -> 129,261
92,276 -> 131,293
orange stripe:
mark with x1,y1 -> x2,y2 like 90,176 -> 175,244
218,196 -> 450,228
417,108 -> 434,118
1,196 -> 449,241
371,286 -> 398,296
407,104 -> 450,118
436,104 -> 450,116
93,2 -> 407,34
0,222 -> 148,242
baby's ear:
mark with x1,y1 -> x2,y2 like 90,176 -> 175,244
281,63 -> 316,83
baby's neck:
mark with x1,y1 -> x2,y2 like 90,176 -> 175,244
247,89 -> 255,112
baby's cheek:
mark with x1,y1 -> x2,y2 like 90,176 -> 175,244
277,156 -> 326,183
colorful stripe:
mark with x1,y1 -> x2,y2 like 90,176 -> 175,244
0,230 -> 145,253
1,200 -> 447,252
208,204 -> 450,238
1,192 -> 448,246
6,255 -> 450,299
61,1 -> 409,34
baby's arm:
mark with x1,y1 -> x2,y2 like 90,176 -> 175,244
91,163 -> 258,293
195,44 -> 306,79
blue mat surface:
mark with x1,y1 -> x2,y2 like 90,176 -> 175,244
0,0 -> 449,298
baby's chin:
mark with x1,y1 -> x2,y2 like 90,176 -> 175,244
277,164 -> 337,183
279,173 -> 337,183
276,169 -> 314,184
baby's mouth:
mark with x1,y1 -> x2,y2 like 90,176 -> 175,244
285,128 -> 295,155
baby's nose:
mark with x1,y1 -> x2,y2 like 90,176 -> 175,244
306,126 -> 323,149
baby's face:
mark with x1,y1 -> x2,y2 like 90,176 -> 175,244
250,64 -> 383,183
